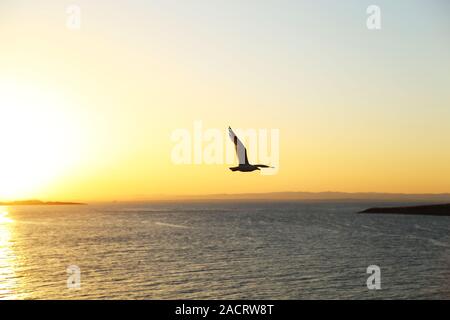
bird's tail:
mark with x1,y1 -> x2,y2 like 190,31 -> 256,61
255,165 -> 274,169
229,167 -> 240,171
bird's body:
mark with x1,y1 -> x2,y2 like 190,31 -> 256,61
229,164 -> 260,172
228,126 -> 273,172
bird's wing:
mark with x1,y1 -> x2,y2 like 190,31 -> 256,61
228,126 -> 249,165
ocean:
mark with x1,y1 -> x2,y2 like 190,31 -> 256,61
1,202 -> 449,299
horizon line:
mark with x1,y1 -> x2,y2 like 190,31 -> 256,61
4,190 -> 450,204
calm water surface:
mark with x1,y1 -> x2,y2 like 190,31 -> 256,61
1,202 -> 450,299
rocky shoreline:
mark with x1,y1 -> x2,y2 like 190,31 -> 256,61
359,203 -> 450,216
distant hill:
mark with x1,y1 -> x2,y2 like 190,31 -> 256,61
0,200 -> 86,206
135,191 -> 450,203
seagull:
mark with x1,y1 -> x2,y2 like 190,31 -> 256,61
228,126 -> 273,172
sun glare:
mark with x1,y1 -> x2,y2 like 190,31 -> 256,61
0,80 -> 81,200
0,209 -> 12,224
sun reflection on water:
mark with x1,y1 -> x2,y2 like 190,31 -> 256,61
0,209 -> 13,224
0,207 -> 19,299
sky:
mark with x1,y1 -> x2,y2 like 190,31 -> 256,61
0,0 -> 450,201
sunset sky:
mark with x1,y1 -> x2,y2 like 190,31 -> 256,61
1,0 -> 450,201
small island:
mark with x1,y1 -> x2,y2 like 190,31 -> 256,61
0,200 -> 86,206
359,203 -> 450,216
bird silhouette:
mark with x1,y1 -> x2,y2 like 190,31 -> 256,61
228,126 -> 273,172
